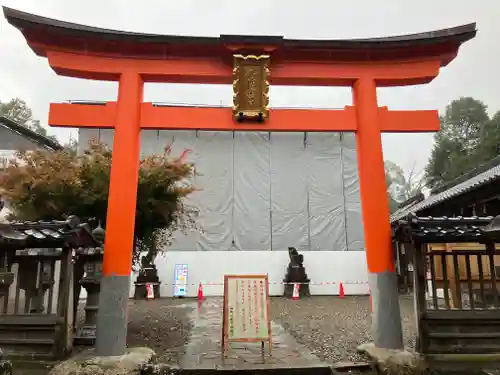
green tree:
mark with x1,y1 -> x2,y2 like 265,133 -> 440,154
0,97 -> 59,143
477,110 -> 500,161
0,140 -> 198,266
425,97 -> 491,189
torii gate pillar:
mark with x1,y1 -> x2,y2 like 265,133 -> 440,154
353,77 -> 401,347
3,6 -> 476,357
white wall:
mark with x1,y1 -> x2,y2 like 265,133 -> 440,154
128,250 -> 369,297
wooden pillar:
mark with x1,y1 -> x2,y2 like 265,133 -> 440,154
95,71 -> 143,357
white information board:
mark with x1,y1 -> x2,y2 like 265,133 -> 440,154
222,274 -> 272,355
173,264 -> 188,297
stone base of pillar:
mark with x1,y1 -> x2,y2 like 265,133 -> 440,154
48,347 -> 154,375
369,271 -> 404,349
357,343 -> 421,375
74,278 -> 100,346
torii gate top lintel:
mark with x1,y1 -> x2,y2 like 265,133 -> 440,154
4,6 -> 476,86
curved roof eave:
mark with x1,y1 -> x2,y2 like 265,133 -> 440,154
3,6 -> 477,62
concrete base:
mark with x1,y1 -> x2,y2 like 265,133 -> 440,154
357,343 -> 426,375
48,347 -> 155,375
95,274 -> 130,356
369,271 -> 404,350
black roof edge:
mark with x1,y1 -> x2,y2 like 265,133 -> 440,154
3,6 -> 477,49
0,116 -> 62,151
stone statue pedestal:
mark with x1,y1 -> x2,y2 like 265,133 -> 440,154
134,265 -> 161,300
73,247 -> 103,345
74,275 -> 100,345
283,247 -> 310,298
0,348 -> 11,375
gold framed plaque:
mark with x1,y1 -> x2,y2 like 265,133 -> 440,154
232,54 -> 270,122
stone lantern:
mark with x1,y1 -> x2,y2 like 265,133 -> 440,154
0,251 -> 14,313
0,348 -> 12,375
74,223 -> 104,345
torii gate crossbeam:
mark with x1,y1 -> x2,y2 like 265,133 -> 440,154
3,6 -> 476,357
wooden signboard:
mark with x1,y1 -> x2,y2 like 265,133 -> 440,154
222,274 -> 272,356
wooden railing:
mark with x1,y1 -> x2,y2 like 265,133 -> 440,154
0,249 -> 74,361
425,246 -> 500,310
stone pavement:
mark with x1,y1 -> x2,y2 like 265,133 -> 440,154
178,298 -> 332,373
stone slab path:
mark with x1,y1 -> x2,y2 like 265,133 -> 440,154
179,298 -> 331,372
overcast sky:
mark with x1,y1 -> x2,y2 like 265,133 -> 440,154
1,0 -> 499,177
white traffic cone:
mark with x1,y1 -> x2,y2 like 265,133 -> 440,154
146,283 -> 154,300
292,283 -> 300,300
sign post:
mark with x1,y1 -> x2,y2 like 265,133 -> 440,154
222,274 -> 272,356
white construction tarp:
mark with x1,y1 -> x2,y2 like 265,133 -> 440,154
158,130 -> 199,251
78,129 -> 365,252
307,133 -> 347,251
195,131 -> 234,251
341,133 -> 366,251
270,133 -> 309,252
233,132 -> 272,251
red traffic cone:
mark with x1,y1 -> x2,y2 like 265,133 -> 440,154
197,282 -> 205,302
339,282 -> 345,298
292,283 -> 300,300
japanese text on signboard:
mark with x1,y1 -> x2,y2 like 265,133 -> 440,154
225,276 -> 269,340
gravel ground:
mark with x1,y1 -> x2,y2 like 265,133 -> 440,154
75,295 -> 416,366
125,298 -> 193,364
76,298 -> 193,365
270,294 -> 416,364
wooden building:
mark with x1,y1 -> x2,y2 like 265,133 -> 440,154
0,116 -> 62,221
392,156 -> 500,220
0,116 -> 62,157
391,157 -> 500,292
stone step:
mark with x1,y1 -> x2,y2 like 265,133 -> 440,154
143,363 -> 333,375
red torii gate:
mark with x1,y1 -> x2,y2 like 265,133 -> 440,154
3,6 -> 476,357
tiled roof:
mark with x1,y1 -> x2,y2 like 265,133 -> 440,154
392,214 -> 495,243
392,214 -> 500,244
0,216 -> 99,250
390,163 -> 500,223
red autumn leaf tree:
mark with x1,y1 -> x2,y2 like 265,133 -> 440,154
0,139 -> 198,267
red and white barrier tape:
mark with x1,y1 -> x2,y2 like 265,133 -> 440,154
140,281 -> 369,286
